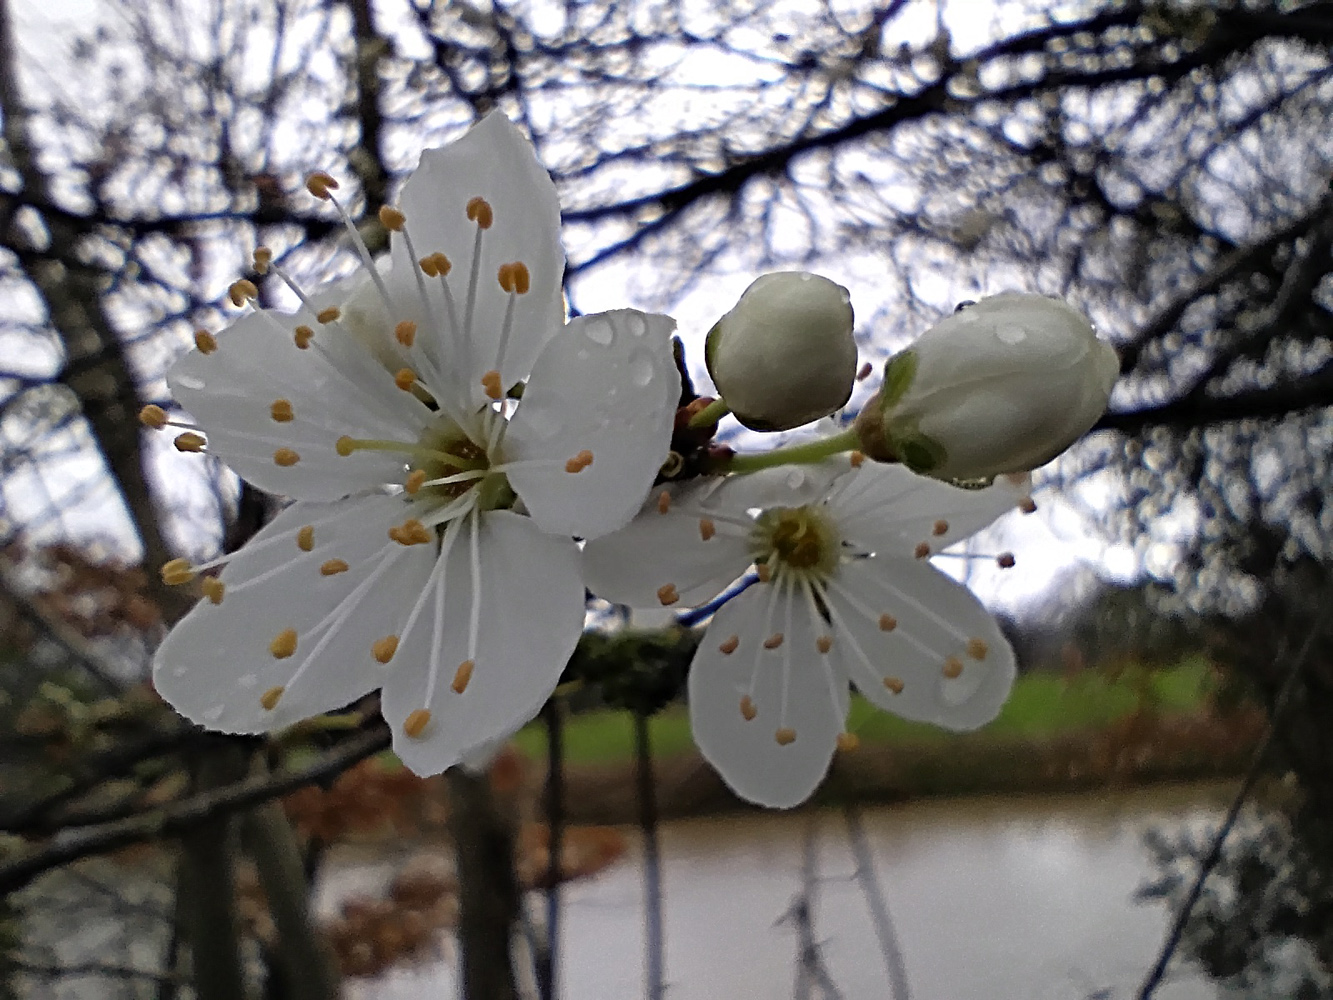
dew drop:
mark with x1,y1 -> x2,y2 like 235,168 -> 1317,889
171,665 -> 187,678
996,326 -> 1026,345
577,348 -> 589,361
786,468 -> 806,489
203,705 -> 224,722
584,321 -> 615,346
238,673 -> 259,689
177,374 -> 206,391
629,351 -> 656,387
626,313 -> 648,337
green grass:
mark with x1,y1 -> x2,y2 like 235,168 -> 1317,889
511,656 -> 1217,766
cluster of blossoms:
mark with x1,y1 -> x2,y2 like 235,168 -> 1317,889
149,113 -> 1118,806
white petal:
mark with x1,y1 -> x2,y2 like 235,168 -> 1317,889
380,510 -> 584,775
689,583 -> 848,808
152,493 -> 436,733
714,458 -> 847,511
582,482 -> 752,609
822,556 -> 1014,730
503,310 -> 681,539
390,112 -> 564,399
829,463 -> 1024,557
170,307 -> 430,500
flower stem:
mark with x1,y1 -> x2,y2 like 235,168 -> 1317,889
715,427 -> 861,474
687,397 -> 731,428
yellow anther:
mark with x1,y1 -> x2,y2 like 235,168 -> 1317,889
932,519 -> 949,536
942,656 -> 964,679
260,686 -> 285,711
395,320 -> 417,347
497,263 -> 515,293
174,432 -> 206,453
914,542 -> 930,559
481,370 -> 503,400
739,695 -> 757,721
756,563 -> 772,583
394,368 -> 417,391
139,404 -> 169,430
229,279 -> 258,306
320,559 -> 349,576
372,635 -> 399,664
466,196 -> 493,229
509,261 -> 530,295
816,635 -> 833,654
451,659 -> 475,694
857,361 -> 873,381
403,709 -> 432,739
883,676 -> 905,695
656,583 -> 680,607
775,727 -> 797,746
967,638 -> 990,661
1019,496 -> 1038,514
850,450 -> 865,468
763,632 -> 784,650
294,325 -> 314,349
274,448 -> 301,467
997,552 -> 1016,569
297,525 -> 315,551
699,518 -> 716,541
269,629 -> 298,659
160,558 -> 195,586
305,171 -> 339,199
389,519 -> 431,546
316,306 -> 341,324
404,469 -> 427,494
430,252 -> 452,276
270,399 -> 294,422
200,577 -> 225,604
194,330 -> 219,354
656,490 -> 671,515
252,247 -> 273,274
564,449 -> 594,473
418,255 -> 438,277
878,613 -> 897,632
335,436 -> 354,456
837,732 -> 861,752
719,635 -> 739,655
378,205 -> 406,231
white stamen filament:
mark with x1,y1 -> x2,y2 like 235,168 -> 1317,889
421,520 -> 461,707
416,492 -> 480,530
820,585 -> 904,697
327,192 -> 398,321
208,510 -> 349,595
802,580 -> 852,731
822,575 -> 940,658
276,544 -> 408,694
397,518 -> 463,705
466,509 -> 482,668
462,222 -> 485,360
777,582 -> 795,729
743,577 -> 784,701
493,289 -> 517,381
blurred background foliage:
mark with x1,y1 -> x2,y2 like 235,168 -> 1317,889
2,0 -> 1333,997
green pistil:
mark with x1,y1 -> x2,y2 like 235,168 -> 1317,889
336,436 -> 476,467
715,426 -> 861,474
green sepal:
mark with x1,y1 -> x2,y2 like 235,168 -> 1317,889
885,418 -> 947,474
879,349 -> 918,410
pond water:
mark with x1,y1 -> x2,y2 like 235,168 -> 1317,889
340,782 -> 1235,1000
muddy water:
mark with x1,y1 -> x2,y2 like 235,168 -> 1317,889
341,783 -> 1233,1000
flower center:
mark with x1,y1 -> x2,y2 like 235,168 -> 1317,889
414,416 -> 515,512
750,504 -> 840,582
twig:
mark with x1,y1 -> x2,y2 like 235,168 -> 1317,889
783,816 -> 844,1000
843,805 -> 911,1000
1134,625 -> 1317,1000
633,712 -> 665,1000
11,959 -> 184,983
0,724 -> 390,895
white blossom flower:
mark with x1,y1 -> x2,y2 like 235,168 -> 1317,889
854,293 -> 1118,480
705,272 -> 858,430
151,113 -> 681,775
583,460 -> 1026,807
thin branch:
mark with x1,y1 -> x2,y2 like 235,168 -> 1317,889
1134,624 -> 1318,1000
537,697 -> 565,1000
633,711 -> 665,1000
844,805 -> 911,1000
0,723 -> 390,895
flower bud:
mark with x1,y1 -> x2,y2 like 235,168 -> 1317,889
854,293 -> 1118,480
705,272 -> 857,431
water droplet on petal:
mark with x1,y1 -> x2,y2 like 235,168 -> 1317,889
171,666 -> 187,678
203,705 -> 224,722
577,348 -> 589,360
177,374 -> 205,391
585,321 -> 615,346
629,351 -> 656,387
626,313 -> 647,337
996,326 -> 1025,345
786,469 -> 806,489
238,673 -> 259,689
